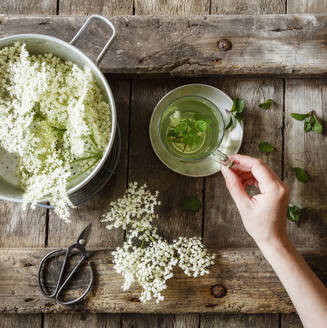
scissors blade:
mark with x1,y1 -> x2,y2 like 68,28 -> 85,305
76,223 -> 92,247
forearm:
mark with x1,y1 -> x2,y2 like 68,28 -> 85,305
259,238 -> 327,328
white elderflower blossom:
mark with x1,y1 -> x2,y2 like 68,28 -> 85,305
173,236 -> 215,277
102,183 -> 215,303
0,43 -> 111,221
102,182 -> 160,237
113,237 -> 177,303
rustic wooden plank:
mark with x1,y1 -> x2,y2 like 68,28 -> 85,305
2,15 -> 327,77
44,313 -> 121,327
204,79 -> 284,248
281,314 -> 303,327
284,79 -> 327,248
122,314 -> 199,328
288,0 -> 327,14
0,247 -> 326,313
211,0 -> 285,14
200,313 -> 279,327
0,1 -> 57,15
134,0 -> 209,15
0,202 -> 46,247
59,0 -> 133,15
0,315 -> 42,328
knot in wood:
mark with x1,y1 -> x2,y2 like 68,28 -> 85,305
217,39 -> 232,51
210,284 -> 227,298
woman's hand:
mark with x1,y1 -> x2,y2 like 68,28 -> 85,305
221,154 -> 290,247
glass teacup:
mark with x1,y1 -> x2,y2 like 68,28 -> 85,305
159,95 -> 232,167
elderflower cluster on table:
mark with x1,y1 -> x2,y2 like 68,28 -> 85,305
0,43 -> 111,221
102,182 -> 215,303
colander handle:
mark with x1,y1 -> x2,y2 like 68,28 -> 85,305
70,14 -> 116,66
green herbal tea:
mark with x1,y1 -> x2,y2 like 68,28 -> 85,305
159,96 -> 223,160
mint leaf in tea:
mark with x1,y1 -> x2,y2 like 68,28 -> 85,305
159,96 -> 224,160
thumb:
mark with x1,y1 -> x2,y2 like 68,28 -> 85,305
221,166 -> 251,206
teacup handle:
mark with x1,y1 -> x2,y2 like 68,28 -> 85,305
210,149 -> 233,167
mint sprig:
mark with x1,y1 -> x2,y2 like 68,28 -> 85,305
168,117 -> 208,149
291,111 -> 323,134
225,98 -> 245,130
287,205 -> 306,226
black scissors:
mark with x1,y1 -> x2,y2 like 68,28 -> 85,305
37,224 -> 94,305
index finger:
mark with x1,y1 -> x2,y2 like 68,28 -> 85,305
229,154 -> 281,186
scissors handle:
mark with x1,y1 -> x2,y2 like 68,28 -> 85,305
38,246 -> 94,305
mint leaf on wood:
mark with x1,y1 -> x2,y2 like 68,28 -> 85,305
258,99 -> 272,110
258,142 -> 275,153
287,205 -> 306,225
293,167 -> 309,183
312,113 -> 323,134
182,196 -> 201,212
291,113 -> 310,121
291,111 -> 323,134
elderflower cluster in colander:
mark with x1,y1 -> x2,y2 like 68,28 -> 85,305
102,182 -> 215,303
0,43 -> 111,221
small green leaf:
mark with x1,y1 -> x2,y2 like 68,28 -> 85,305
293,167 -> 309,183
225,116 -> 233,130
291,113 -> 310,121
236,99 -> 245,113
175,121 -> 187,134
231,98 -> 245,113
304,120 -> 312,132
231,98 -> 238,112
258,99 -> 273,110
258,142 -> 275,153
312,114 -> 323,134
196,120 -> 208,132
287,205 -> 306,224
182,196 -> 201,212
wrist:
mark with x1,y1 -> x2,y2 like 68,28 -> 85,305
256,235 -> 292,255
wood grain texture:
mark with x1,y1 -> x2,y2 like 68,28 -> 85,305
122,314 -> 199,328
288,0 -> 327,14
2,15 -> 327,77
204,79 -> 283,248
211,0 -> 285,14
281,314 -> 303,327
44,313 -> 121,327
0,202 -> 46,247
128,79 -> 204,241
0,0 -> 57,14
134,0 -> 209,15
1,247 -> 326,313
0,314 -> 42,327
284,79 -> 327,249
59,0 -> 133,15
200,313 -> 279,327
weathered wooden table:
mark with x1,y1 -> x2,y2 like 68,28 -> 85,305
1,0 -> 327,327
